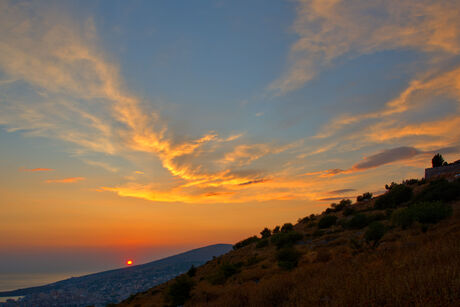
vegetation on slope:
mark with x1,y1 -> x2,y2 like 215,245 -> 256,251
118,177 -> 460,307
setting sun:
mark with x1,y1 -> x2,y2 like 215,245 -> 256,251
126,260 -> 133,266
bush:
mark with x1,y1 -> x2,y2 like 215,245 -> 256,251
392,201 -> 452,228
391,207 -> 415,229
270,231 -> 303,248
375,184 -> 412,209
331,199 -> 352,212
318,215 -> 338,229
208,262 -> 242,285
313,229 -> 324,237
276,247 -> 301,270
281,223 -> 294,233
403,178 -> 419,185
411,201 -> 453,224
298,216 -> 310,223
365,222 -> 386,247
347,213 -> 369,229
357,192 -> 373,202
343,207 -> 356,216
246,255 -> 261,266
367,213 -> 386,222
273,226 -> 280,233
167,275 -> 194,306
315,249 -> 331,263
415,179 -> 460,203
260,227 -> 271,238
256,238 -> 269,249
233,236 -> 259,250
187,265 -> 197,277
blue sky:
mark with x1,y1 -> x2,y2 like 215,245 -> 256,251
1,0 -> 460,274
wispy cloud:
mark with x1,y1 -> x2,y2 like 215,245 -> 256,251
20,168 -> 54,172
271,0 -> 460,94
0,1 -> 293,202
2,1 -> 458,205
327,188 -> 356,195
45,177 -> 85,183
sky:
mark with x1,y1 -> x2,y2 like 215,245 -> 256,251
1,0 -> 460,277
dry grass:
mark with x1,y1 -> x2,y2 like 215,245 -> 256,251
118,197 -> 460,307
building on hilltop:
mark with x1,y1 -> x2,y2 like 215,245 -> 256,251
425,159 -> 460,180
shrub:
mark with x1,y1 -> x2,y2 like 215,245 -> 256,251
208,262 -> 242,285
315,249 -> 331,263
391,207 -> 415,229
313,229 -> 324,237
357,192 -> 373,202
392,201 -> 452,228
331,199 -> 352,212
270,231 -> 303,248
187,265 -> 197,277
260,227 -> 272,238
298,216 -> 310,223
343,207 -> 356,216
167,275 -> 194,306
415,179 -> 460,203
318,215 -> 338,229
403,178 -> 419,185
367,213 -> 386,222
281,223 -> 294,233
375,184 -> 412,209
256,238 -> 269,249
276,247 -> 301,270
365,222 -> 386,247
347,213 -> 369,229
246,255 -> 261,266
411,201 -> 453,224
273,226 -> 280,234
233,236 -> 259,250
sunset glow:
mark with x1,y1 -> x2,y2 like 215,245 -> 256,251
1,0 -> 459,278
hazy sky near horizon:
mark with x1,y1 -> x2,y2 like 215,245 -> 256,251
1,0 -> 460,272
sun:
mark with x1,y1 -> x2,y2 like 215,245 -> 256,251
126,259 -> 133,265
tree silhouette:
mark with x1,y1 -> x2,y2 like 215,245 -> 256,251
260,228 -> 271,238
432,153 -> 445,168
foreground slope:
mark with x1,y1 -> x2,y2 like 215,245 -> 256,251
118,178 -> 460,307
0,244 -> 232,307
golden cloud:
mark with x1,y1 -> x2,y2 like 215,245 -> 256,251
20,168 -> 54,172
45,177 -> 85,183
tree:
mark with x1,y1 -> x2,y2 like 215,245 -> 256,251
260,227 -> 271,238
167,275 -> 194,306
432,153 -> 445,168
365,222 -> 386,248
281,223 -> 294,233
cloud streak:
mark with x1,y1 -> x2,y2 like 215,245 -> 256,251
20,168 -> 54,172
0,1 -> 292,202
45,177 -> 85,184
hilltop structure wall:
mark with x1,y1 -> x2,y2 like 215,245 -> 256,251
425,163 -> 460,180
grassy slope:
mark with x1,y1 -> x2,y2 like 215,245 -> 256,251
118,182 -> 460,307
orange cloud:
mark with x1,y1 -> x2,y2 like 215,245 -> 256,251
20,168 -> 54,172
45,177 -> 85,183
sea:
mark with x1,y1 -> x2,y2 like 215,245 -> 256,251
0,272 -> 91,293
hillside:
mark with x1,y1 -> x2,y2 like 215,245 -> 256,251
0,244 -> 232,307
118,177 -> 460,307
